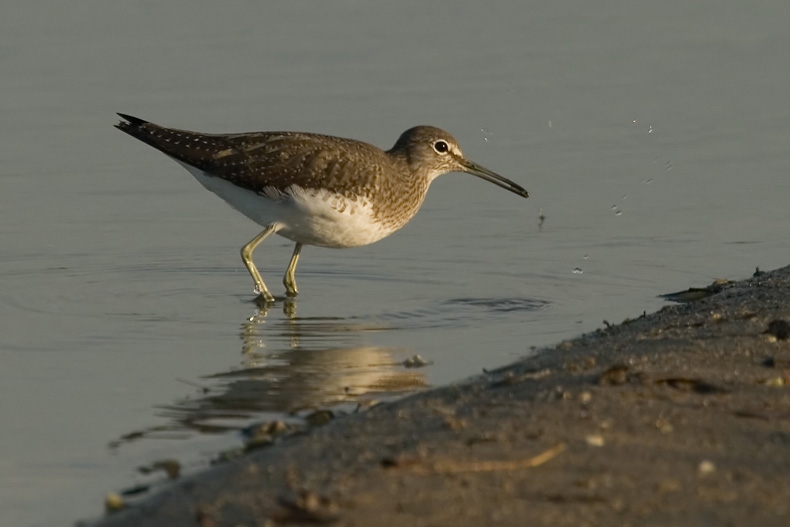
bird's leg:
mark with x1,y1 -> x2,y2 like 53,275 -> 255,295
283,242 -> 303,297
241,225 -> 278,302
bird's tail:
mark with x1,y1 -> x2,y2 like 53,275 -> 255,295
114,113 -> 227,170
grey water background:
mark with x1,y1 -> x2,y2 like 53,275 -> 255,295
2,1 -> 790,525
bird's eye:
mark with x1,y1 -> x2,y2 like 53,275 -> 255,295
433,140 -> 449,154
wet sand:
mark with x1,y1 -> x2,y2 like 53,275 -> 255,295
92,265 -> 790,526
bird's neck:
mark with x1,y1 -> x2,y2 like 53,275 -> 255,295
369,168 -> 431,233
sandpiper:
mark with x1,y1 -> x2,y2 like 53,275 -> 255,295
115,114 -> 529,302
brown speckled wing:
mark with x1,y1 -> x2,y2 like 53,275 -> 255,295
115,114 -> 393,198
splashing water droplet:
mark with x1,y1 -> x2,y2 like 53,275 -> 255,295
648,125 -> 654,134
253,284 -> 262,295
480,128 -> 494,142
572,267 -> 583,274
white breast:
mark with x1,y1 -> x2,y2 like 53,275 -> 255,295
175,160 -> 396,248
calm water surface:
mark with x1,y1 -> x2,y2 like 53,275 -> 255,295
2,2 -> 790,525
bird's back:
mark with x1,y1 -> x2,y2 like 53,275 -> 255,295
114,114 -> 399,199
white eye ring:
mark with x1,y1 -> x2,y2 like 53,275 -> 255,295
433,140 -> 450,155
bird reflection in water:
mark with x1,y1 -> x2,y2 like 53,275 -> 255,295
110,300 -> 428,448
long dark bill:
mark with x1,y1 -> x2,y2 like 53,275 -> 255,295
459,158 -> 529,198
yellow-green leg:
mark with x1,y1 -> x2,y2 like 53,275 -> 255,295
241,225 -> 278,302
283,242 -> 303,297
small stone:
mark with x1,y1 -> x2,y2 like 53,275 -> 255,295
656,479 -> 681,493
599,364 -> 629,385
104,493 -> 125,513
765,319 -> 790,340
698,460 -> 716,476
444,416 -> 467,430
403,354 -> 432,368
656,419 -> 674,434
305,410 -> 334,426
585,434 -> 605,447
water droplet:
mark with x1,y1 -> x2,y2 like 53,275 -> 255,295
611,205 -> 618,210
480,128 -> 494,142
583,255 -> 589,260
665,161 -> 673,171
648,125 -> 654,134
615,210 -> 623,216
621,194 -> 628,200
548,120 -> 553,128
253,284 -> 262,295
642,178 -> 653,184
572,267 -> 583,274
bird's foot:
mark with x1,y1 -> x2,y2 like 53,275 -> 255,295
253,281 -> 276,302
253,293 -> 276,309
283,280 -> 299,298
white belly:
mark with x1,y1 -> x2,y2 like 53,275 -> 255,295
176,161 -> 395,248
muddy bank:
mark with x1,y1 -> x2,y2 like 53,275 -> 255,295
92,266 -> 790,526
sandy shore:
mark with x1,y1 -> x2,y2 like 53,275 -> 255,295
92,265 -> 790,527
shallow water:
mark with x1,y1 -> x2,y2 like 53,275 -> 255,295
2,1 -> 790,525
